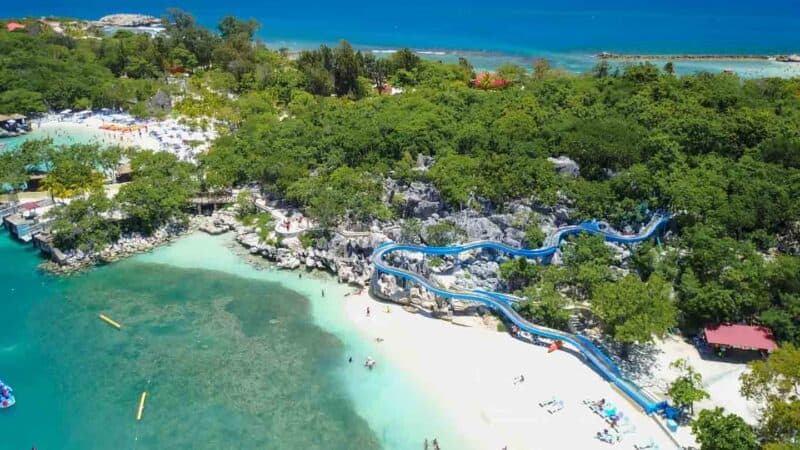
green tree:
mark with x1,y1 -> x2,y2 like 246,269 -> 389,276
218,16 -> 259,40
691,408 -> 758,450
40,159 -> 104,200
38,144 -> 106,200
115,151 -> 197,233
0,88 -> 47,114
0,152 -> 28,200
496,64 -> 526,83
332,40 -> 362,98
532,58 -> 551,80
423,221 -> 466,247
562,233 -> 615,298
561,117 -> 645,180
592,60 -> 610,78
499,257 -> 542,292
517,283 -> 571,330
400,218 -> 422,244
235,190 -> 256,218
286,167 -> 389,228
524,225 -> 546,248
169,44 -> 198,69
47,191 -> 120,252
389,48 -> 420,72
592,275 -> 677,353
740,344 -> 800,446
364,54 -> 390,93
667,358 -> 710,414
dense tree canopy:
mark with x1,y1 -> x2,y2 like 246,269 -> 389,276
116,151 -> 197,232
592,274 -> 677,346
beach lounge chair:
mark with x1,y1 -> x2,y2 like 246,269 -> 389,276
595,429 -> 621,444
634,439 -> 659,449
539,397 -> 558,407
583,399 -> 604,414
547,400 -> 565,414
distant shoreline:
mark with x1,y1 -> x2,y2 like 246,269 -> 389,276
596,52 -> 800,63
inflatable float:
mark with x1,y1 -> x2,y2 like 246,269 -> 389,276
0,379 -> 15,409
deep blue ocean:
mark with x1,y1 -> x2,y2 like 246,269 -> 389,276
7,1 -> 800,72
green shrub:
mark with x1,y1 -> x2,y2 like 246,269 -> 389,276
298,232 -> 315,248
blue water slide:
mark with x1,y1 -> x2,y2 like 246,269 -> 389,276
370,214 -> 671,414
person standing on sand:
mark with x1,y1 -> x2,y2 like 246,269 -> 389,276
366,307 -> 370,316
424,438 -> 429,449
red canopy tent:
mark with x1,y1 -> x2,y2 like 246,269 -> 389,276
704,324 -> 779,352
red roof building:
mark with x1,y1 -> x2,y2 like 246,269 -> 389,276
6,22 -> 26,32
704,324 -> 779,352
471,72 -> 509,90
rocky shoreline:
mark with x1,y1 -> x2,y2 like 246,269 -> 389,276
96,14 -> 161,27
38,163 -> 632,313
39,222 -> 193,274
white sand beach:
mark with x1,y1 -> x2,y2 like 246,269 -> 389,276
343,292 -> 680,450
28,111 -> 218,163
34,120 -> 161,150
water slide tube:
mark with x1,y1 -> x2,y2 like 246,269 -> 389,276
370,214 -> 672,414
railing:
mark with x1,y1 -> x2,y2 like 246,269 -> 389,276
0,204 -> 17,219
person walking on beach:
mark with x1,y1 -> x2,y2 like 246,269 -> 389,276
321,289 -> 325,297
424,438 -> 429,450
366,307 -> 370,317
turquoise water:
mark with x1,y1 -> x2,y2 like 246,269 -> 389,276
1,125 -> 108,154
5,1 -> 800,75
0,231 -> 464,449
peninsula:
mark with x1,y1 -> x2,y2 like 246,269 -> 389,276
596,51 -> 800,63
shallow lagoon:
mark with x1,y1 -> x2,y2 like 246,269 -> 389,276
0,231 -> 464,449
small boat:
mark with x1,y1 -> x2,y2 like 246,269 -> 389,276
0,379 -> 15,409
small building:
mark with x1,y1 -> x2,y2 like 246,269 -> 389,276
5,22 -> 26,32
471,72 -> 510,90
703,324 -> 779,354
3,214 -> 44,242
0,113 -> 29,136
114,163 -> 133,183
